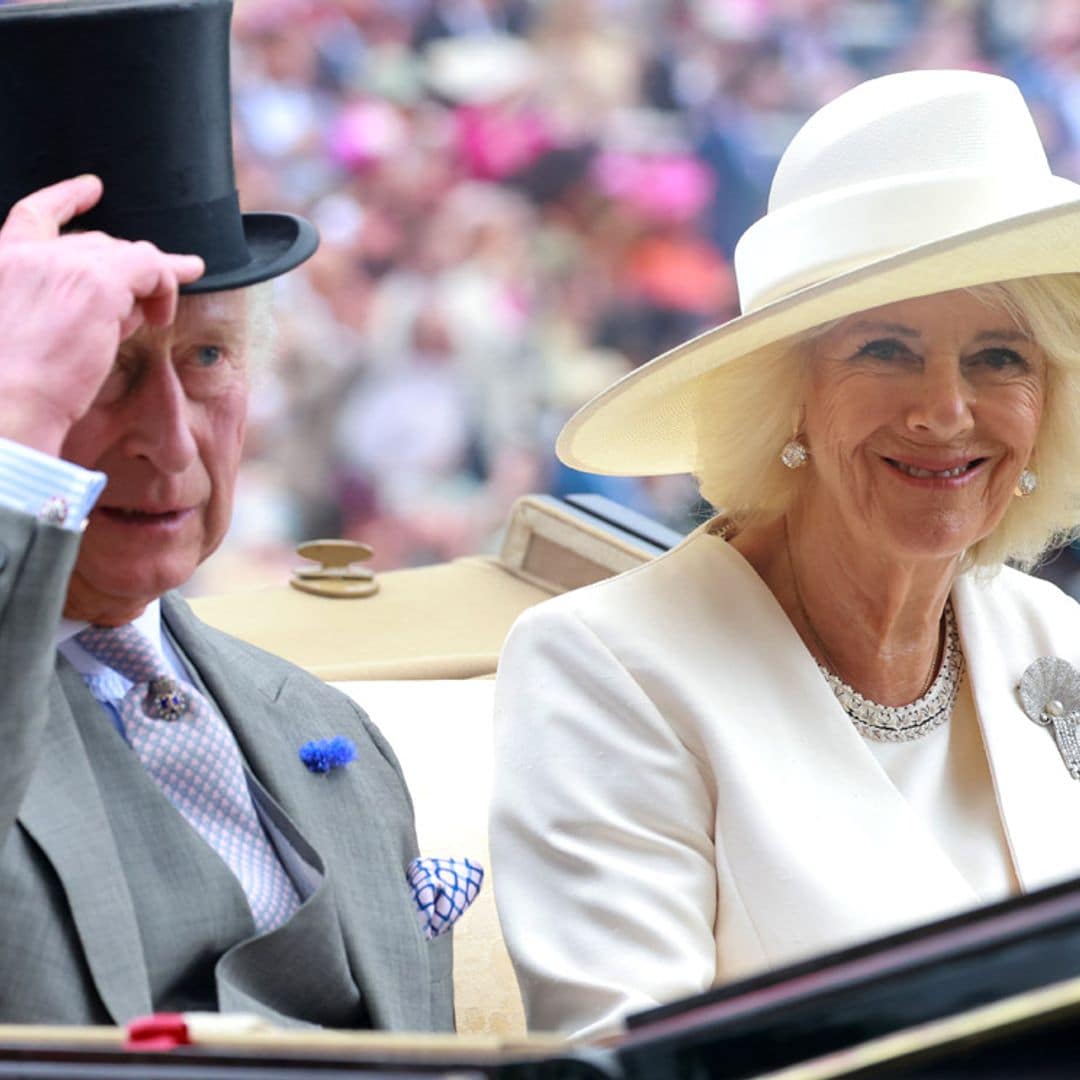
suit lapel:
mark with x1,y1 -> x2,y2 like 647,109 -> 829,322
162,594 -> 431,1030
954,571 -> 1080,893
18,662 -> 152,1023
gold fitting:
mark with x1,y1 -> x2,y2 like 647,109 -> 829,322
289,539 -> 379,599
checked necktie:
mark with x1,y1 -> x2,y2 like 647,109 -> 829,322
75,623 -> 301,935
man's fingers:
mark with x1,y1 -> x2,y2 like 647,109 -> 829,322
171,253 -> 206,286
135,251 -> 205,327
138,287 -> 177,330
0,175 -> 103,244
118,246 -> 205,332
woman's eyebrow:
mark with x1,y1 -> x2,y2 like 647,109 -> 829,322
840,324 -> 1033,345
843,320 -> 919,338
971,328 -> 1032,344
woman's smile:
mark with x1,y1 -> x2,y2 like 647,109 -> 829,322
879,453 -> 989,487
803,290 -> 1045,561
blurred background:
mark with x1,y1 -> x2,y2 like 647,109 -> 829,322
182,0 -> 1080,595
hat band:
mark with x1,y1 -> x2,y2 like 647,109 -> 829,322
77,190 -> 251,276
734,171 -> 1080,314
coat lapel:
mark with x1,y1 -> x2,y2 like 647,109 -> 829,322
691,539 -> 980,958
18,662 -> 153,1022
953,570 -> 1080,893
161,594 -> 432,1031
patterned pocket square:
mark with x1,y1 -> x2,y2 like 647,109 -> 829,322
406,857 -> 484,940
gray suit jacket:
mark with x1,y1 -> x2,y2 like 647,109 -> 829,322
0,507 -> 452,1030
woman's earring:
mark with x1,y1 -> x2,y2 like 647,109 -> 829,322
780,438 -> 809,470
1015,468 -> 1038,497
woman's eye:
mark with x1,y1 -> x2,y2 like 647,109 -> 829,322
975,347 -> 1027,371
855,338 -> 911,362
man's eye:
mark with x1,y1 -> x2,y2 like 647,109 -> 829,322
855,338 -> 911,362
195,345 -> 224,367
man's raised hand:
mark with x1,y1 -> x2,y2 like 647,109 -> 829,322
0,175 -> 204,455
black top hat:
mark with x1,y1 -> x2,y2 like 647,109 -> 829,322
0,0 -> 318,293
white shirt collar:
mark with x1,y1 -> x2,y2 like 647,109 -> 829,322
57,600 -> 164,676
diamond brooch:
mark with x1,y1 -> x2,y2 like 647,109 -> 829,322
1017,658 -> 1080,779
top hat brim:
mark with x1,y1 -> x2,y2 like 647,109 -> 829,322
177,209 -> 317,295
556,197 -> 1080,478
180,212 -> 319,295
0,0 -> 324,294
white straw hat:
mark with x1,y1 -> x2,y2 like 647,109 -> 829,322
557,70 -> 1080,476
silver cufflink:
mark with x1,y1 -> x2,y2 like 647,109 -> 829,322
38,495 -> 70,526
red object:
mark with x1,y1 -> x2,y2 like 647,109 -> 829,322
623,235 -> 735,313
124,1013 -> 192,1051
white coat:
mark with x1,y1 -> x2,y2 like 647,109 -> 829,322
490,528 -> 1080,1038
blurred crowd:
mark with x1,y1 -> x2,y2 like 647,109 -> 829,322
183,0 -> 1080,593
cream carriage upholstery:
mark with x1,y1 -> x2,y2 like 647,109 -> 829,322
191,496 -> 680,1036
334,680 -> 523,1037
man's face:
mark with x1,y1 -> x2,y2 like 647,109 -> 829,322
61,290 -> 250,625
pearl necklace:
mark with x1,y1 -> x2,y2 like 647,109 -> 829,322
785,527 -> 964,742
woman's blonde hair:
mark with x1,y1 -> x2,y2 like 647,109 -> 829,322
693,273 -> 1080,570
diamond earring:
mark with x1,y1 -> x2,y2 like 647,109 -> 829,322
780,439 -> 809,470
1015,468 -> 1038,497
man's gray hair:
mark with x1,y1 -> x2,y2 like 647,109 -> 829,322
243,281 -> 277,377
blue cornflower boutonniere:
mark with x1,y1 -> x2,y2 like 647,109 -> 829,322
299,736 -> 357,774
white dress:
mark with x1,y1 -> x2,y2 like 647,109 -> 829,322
490,529 -> 1080,1038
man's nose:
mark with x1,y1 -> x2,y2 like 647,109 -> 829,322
904,358 -> 976,440
123,361 -> 198,472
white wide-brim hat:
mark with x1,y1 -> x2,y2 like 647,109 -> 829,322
557,70 -> 1080,477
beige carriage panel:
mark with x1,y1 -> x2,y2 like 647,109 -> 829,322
334,680 -> 524,1039
191,496 -> 654,681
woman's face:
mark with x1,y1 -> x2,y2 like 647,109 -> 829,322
800,290 -> 1046,561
